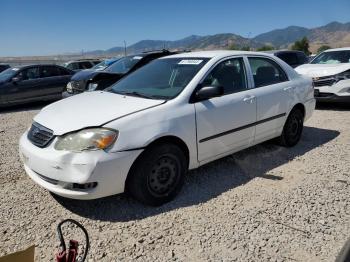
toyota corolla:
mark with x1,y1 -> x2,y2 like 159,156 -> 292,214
19,51 -> 315,206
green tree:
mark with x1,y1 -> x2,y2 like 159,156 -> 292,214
291,37 -> 311,55
317,45 -> 331,53
257,45 -> 275,51
227,43 -> 239,50
240,46 -> 251,51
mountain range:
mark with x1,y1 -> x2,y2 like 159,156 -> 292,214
72,21 -> 350,56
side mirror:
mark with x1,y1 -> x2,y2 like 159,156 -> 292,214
194,85 -> 224,102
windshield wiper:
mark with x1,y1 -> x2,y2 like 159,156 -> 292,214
119,91 -> 155,99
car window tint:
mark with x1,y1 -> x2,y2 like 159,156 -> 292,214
41,66 -> 61,78
59,67 -> 71,75
277,53 -> 298,66
248,57 -> 288,87
202,58 -> 247,95
19,67 -> 40,80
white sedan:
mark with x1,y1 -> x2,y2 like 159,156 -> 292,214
296,47 -> 350,102
19,51 -> 315,206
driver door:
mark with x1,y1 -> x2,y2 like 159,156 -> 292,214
5,66 -> 41,104
194,57 -> 257,163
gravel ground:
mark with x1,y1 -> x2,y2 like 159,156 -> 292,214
0,103 -> 349,261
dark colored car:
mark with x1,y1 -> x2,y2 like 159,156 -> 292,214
0,64 -> 74,107
0,64 -> 10,73
264,50 -> 308,68
62,59 -> 101,72
63,50 -> 177,97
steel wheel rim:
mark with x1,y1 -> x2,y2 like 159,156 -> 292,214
287,114 -> 302,142
147,155 -> 180,197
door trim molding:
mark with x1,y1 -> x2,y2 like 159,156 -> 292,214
199,113 -> 286,143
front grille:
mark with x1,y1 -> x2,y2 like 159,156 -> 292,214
317,92 -> 334,98
313,76 -> 337,87
27,122 -> 54,148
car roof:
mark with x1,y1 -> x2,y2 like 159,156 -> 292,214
324,47 -> 350,52
163,50 -> 275,59
263,50 -> 305,55
11,64 -> 64,69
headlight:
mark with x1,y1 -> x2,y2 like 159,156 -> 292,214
88,83 -> 98,91
336,70 -> 350,81
55,128 -> 118,152
66,82 -> 73,92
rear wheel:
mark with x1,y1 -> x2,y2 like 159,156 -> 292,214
278,108 -> 304,147
126,143 -> 187,206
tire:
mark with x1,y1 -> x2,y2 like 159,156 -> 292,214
278,108 -> 304,147
126,143 -> 187,206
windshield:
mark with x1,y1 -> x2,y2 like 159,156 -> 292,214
0,68 -> 18,82
110,58 -> 209,99
92,59 -> 119,70
105,55 -> 143,74
311,50 -> 350,64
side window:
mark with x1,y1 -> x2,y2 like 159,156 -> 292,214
248,57 -> 288,88
202,58 -> 247,95
18,67 -> 40,80
41,66 -> 60,78
58,67 -> 71,75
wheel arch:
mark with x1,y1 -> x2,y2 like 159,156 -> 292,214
124,135 -> 190,191
290,103 -> 305,119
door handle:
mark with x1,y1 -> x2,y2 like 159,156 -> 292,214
243,95 -> 255,103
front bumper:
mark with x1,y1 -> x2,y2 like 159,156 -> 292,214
314,79 -> 350,103
19,132 -> 142,200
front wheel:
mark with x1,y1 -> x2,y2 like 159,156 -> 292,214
126,143 -> 187,206
278,108 -> 304,147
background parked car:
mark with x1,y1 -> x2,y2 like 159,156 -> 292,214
0,64 -> 10,73
62,59 -> 101,72
296,47 -> 350,102
63,50 -> 178,97
0,64 -> 74,106
263,50 -> 308,68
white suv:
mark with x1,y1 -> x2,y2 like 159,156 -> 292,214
296,47 -> 350,103
19,51 -> 315,206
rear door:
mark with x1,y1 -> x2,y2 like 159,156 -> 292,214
5,66 -> 41,103
195,57 -> 257,162
247,56 -> 292,143
39,66 -> 72,99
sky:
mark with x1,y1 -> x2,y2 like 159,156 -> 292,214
1,0 -> 350,56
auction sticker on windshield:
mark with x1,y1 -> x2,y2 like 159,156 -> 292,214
178,59 -> 203,65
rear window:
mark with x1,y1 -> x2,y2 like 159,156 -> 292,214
276,53 -> 298,66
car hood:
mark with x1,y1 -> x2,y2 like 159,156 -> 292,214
295,63 -> 350,77
34,91 -> 165,135
71,69 -> 100,81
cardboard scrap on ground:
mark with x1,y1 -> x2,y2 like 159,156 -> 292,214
0,246 -> 35,262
